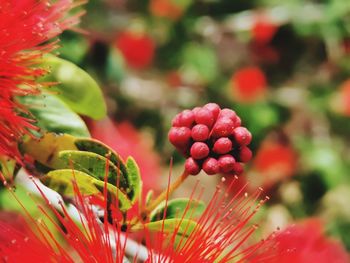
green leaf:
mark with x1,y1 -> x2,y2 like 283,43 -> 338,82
58,150 -> 133,199
40,55 -> 107,119
126,157 -> 142,204
133,218 -> 198,238
149,198 -> 205,222
21,94 -> 90,137
41,169 -> 131,211
21,133 -> 78,169
182,43 -> 218,84
74,138 -> 128,177
106,48 -> 125,83
145,190 -> 154,207
74,139 -> 142,204
59,34 -> 89,64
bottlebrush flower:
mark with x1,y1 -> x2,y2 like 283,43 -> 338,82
147,177 -> 279,262
230,67 -> 267,103
0,174 -> 279,262
0,0 -> 84,161
265,219 -> 349,263
169,103 -> 253,176
115,31 -> 155,69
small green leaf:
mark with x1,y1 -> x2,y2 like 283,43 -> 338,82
41,169 -> 131,211
40,55 -> 107,119
74,138 -> 128,177
133,218 -> 198,238
182,43 -> 218,84
145,190 -> 154,207
21,94 -> 90,137
149,198 -> 205,222
58,150 -> 133,198
126,157 -> 142,205
106,48 -> 125,83
21,133 -> 78,169
74,139 -> 142,203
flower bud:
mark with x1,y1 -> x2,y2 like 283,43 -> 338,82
232,162 -> 244,175
202,157 -> 219,175
213,137 -> 232,154
238,146 -> 252,162
211,117 -> 235,138
190,142 -> 210,159
185,157 -> 201,175
195,108 -> 214,128
203,103 -> 221,120
218,155 -> 236,173
191,124 -> 210,142
178,110 -> 195,127
233,127 -> 252,145
168,127 -> 191,148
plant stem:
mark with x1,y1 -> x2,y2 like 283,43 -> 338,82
129,170 -> 189,226
147,170 -> 189,212
144,169 -> 189,215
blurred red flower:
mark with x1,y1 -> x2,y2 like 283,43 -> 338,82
252,140 -> 297,189
87,118 -> 162,194
252,20 -> 278,44
149,0 -> 185,21
166,70 -> 182,88
115,31 -> 155,69
231,66 -> 267,103
0,0 -> 82,161
267,219 -> 349,263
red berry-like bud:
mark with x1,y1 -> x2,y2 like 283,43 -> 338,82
178,110 -> 195,127
192,107 -> 201,115
233,127 -> 252,145
239,146 -> 253,162
168,127 -> 191,148
213,137 -> 232,154
202,157 -> 219,175
185,157 -> 201,175
218,154 -> 236,173
203,103 -> 221,120
211,117 -> 235,138
169,104 -> 252,177
234,116 -> 241,127
232,162 -> 244,175
195,108 -> 215,128
190,142 -> 210,159
218,108 -> 237,121
191,124 -> 210,141
171,113 -> 181,127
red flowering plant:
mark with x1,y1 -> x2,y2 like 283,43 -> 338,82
1,1 -> 348,262
0,101 -> 283,261
0,0 -> 88,162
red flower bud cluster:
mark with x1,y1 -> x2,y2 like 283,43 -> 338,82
168,103 -> 252,176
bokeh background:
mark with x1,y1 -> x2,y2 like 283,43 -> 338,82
59,0 -> 350,250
